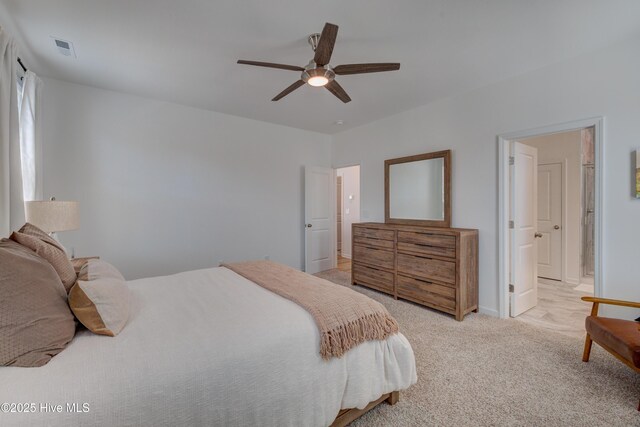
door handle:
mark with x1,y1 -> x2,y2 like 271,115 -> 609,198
534,232 -> 543,238
553,225 -> 560,230
305,224 -> 312,228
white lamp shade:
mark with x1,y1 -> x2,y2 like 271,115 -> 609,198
24,201 -> 80,233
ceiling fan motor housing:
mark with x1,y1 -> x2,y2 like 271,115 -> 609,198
301,62 -> 335,85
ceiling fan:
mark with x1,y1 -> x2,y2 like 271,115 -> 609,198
237,23 -> 400,103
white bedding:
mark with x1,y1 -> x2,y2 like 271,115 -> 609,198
0,267 -> 417,427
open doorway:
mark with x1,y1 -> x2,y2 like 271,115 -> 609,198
498,118 -> 602,336
335,165 -> 360,273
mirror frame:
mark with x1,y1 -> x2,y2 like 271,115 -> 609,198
384,149 -> 451,228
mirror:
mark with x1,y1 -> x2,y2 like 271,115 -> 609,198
385,150 -> 451,227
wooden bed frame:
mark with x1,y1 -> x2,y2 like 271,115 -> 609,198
330,391 -> 399,427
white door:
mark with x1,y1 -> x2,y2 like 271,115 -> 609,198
304,166 -> 334,274
537,163 -> 562,280
510,142 -> 538,317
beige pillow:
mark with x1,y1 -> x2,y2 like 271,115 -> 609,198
71,256 -> 100,277
77,258 -> 124,282
10,223 -> 76,292
69,260 -> 129,337
0,239 -> 76,367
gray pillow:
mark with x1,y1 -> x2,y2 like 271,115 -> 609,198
0,239 -> 76,367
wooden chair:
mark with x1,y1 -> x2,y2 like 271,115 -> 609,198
581,296 -> 640,410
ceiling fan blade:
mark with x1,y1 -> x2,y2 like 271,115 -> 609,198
272,80 -> 305,101
325,80 -> 351,103
237,60 -> 304,72
313,23 -> 339,66
333,63 -> 401,75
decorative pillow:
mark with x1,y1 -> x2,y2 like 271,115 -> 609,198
77,258 -> 124,282
10,223 -> 76,292
0,239 -> 76,367
69,260 -> 129,337
71,256 -> 100,276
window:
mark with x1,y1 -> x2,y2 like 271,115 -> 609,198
16,68 -> 24,111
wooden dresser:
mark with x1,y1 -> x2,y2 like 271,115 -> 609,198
351,222 -> 478,321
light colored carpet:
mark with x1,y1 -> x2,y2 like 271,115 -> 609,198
315,269 -> 639,426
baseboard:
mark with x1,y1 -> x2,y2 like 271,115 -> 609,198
478,306 -> 499,317
565,276 -> 579,285
341,254 -> 352,260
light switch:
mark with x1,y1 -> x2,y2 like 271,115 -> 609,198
346,208 -> 350,214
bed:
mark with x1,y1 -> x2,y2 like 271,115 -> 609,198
0,266 -> 417,426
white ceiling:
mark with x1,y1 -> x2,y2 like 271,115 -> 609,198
2,0 -> 640,134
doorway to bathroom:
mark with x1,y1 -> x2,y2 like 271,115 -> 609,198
498,118 -> 602,337
335,165 -> 360,273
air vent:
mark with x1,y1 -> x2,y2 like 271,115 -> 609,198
51,37 -> 76,58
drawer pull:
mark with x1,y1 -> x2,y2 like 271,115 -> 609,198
408,276 -> 433,285
354,243 -> 389,251
409,254 -> 433,260
414,243 -> 436,248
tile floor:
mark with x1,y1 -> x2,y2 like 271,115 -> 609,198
515,278 -> 592,338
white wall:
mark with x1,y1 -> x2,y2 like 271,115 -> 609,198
524,130 -> 582,285
332,34 -> 640,317
337,165 -> 360,258
37,32 -> 640,319
41,78 -> 331,279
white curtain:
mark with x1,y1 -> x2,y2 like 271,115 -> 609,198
18,70 -> 43,202
0,26 -> 23,236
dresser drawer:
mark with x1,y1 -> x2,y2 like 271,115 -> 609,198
397,231 -> 456,248
353,263 -> 394,294
397,242 -> 455,258
353,244 -> 395,270
397,253 -> 456,285
353,226 -> 395,241
397,275 -> 456,310
354,236 -> 394,250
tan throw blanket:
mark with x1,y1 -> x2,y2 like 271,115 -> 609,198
221,260 -> 399,360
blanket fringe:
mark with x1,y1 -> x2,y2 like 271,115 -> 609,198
319,312 -> 399,360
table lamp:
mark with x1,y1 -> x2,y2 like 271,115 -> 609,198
24,197 -> 79,242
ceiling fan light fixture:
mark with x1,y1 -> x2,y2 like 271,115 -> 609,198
307,76 -> 329,87
302,66 -> 335,87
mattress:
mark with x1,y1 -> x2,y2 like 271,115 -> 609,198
0,266 -> 417,427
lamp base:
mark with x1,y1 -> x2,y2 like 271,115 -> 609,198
49,232 -> 73,258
